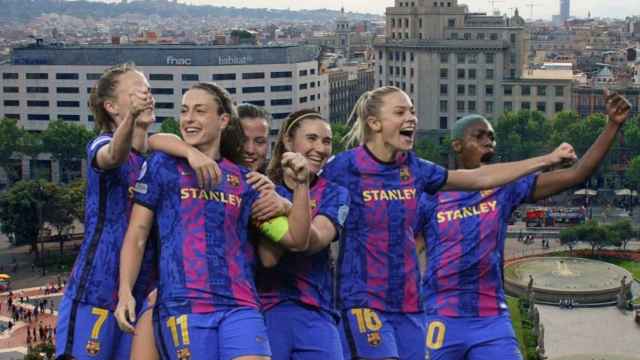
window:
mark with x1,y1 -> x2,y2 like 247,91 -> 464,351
448,19 -> 455,27
486,69 -> 494,80
299,70 -> 308,76
310,95 -> 316,101
440,100 -> 448,112
468,101 -> 476,112
273,113 -> 290,120
468,54 -> 477,64
402,52 -> 406,62
451,33 -> 459,40
468,84 -> 477,96
555,102 -> 564,112
271,99 -> 293,106
271,85 -> 292,92
56,87 -> 79,94
537,102 -> 547,112
299,96 -> 308,103
151,88 -> 174,95
88,115 -> 95,122
537,86 -> 547,96
510,34 -> 517,43
28,114 -> 50,121
440,84 -> 448,95
440,53 -> 449,63
26,73 -> 48,80
410,68 -> 414,77
246,100 -> 266,106
310,69 -> 316,75
56,73 -> 79,80
457,85 -> 465,95
410,52 -> 415,61
181,74 -> 199,81
457,69 -> 465,79
226,88 -> 237,94
389,66 -> 394,75
212,73 -> 236,81
464,33 -> 471,40
155,102 -> 174,109
3,87 -> 19,93
27,100 -> 49,107
485,53 -> 494,64
402,67 -> 406,76
243,72 -> 265,80
468,69 -> 476,80
521,101 -> 531,110
555,86 -> 565,97
4,114 -> 19,120
379,66 -> 383,74
440,116 -> 448,129
503,85 -> 513,96
457,101 -> 465,111
86,73 -> 101,80
457,53 -> 465,64
504,101 -> 513,111
300,83 -> 308,90
2,73 -> 18,79
3,100 -> 19,106
485,101 -> 494,113
149,74 -> 174,81
485,85 -> 494,96
440,69 -> 448,79
490,33 -> 498,40
27,87 -> 48,94
57,101 -> 80,108
242,87 -> 264,94
87,88 -> 93,93
477,33 -> 485,40
521,85 -> 531,96
58,114 -> 80,121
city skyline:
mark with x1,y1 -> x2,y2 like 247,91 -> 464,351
88,0 -> 640,21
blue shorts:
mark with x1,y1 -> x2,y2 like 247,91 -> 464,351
264,302 -> 343,360
339,308 -> 426,360
425,314 -> 522,360
153,307 -> 271,360
55,295 -> 132,360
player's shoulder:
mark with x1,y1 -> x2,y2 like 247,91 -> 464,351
86,133 -> 113,153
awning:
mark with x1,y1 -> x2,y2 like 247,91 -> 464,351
574,189 -> 598,196
615,189 -> 638,196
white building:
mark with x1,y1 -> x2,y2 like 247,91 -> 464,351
0,44 -> 329,182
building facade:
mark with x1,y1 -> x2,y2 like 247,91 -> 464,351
328,64 -> 375,123
375,1 -> 572,141
0,44 -> 329,183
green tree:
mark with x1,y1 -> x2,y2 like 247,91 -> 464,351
574,221 -> 613,255
494,110 -> 552,161
159,117 -> 182,137
605,219 -> 634,250
559,226 -> 579,254
41,120 -> 95,183
330,122 -> 350,154
415,137 -> 444,164
623,115 -> 640,155
0,118 -> 22,166
626,155 -> 640,191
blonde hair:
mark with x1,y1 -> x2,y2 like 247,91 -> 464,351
267,109 -> 326,184
342,86 -> 403,148
89,63 -> 138,133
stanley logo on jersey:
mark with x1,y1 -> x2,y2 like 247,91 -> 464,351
180,187 -> 242,207
362,188 -> 417,202
436,200 -> 497,223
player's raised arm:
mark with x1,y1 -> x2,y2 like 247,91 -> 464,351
532,90 -> 631,200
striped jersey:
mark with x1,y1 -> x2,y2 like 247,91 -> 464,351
320,145 -> 448,313
420,174 -> 538,317
134,152 -> 260,315
258,177 -> 350,316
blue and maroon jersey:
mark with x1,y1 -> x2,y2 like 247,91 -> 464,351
421,174 -> 538,317
258,177 -> 350,315
320,145 -> 448,313
65,133 -> 154,311
134,152 -> 260,314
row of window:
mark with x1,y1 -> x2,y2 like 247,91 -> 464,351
2,70 -> 317,82
441,52 -> 495,65
440,68 -> 495,80
438,100 -> 565,115
439,84 -> 566,97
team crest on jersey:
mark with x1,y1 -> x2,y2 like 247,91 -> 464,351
367,331 -> 382,346
480,189 -> 495,197
400,166 -> 411,181
227,174 -> 240,187
176,347 -> 191,360
85,339 -> 100,356
310,199 -> 317,210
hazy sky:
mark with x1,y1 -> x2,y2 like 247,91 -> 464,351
95,0 -> 640,20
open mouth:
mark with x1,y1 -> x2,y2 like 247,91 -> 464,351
481,152 -> 495,163
183,127 -> 201,135
399,129 -> 415,141
306,154 -> 325,166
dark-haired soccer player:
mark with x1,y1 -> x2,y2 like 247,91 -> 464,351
420,90 -> 631,360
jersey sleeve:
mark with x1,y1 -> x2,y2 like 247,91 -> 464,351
416,157 -> 448,195
319,153 -> 347,185
505,173 -> 539,210
86,135 -> 113,173
316,185 -> 350,237
133,152 -> 166,211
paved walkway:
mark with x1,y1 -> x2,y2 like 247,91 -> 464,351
538,305 -> 640,360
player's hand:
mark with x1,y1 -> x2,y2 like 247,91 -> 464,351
282,152 -> 309,184
187,147 -> 221,189
252,191 -> 292,222
546,142 -> 577,167
246,172 -> 275,193
604,88 -> 632,125
114,292 -> 137,333
127,87 -> 154,121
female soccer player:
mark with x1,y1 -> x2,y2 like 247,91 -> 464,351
319,86 -> 577,360
115,82 -> 311,360
238,103 -> 271,173
257,110 -> 350,360
421,90 -> 631,360
55,63 -> 156,360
